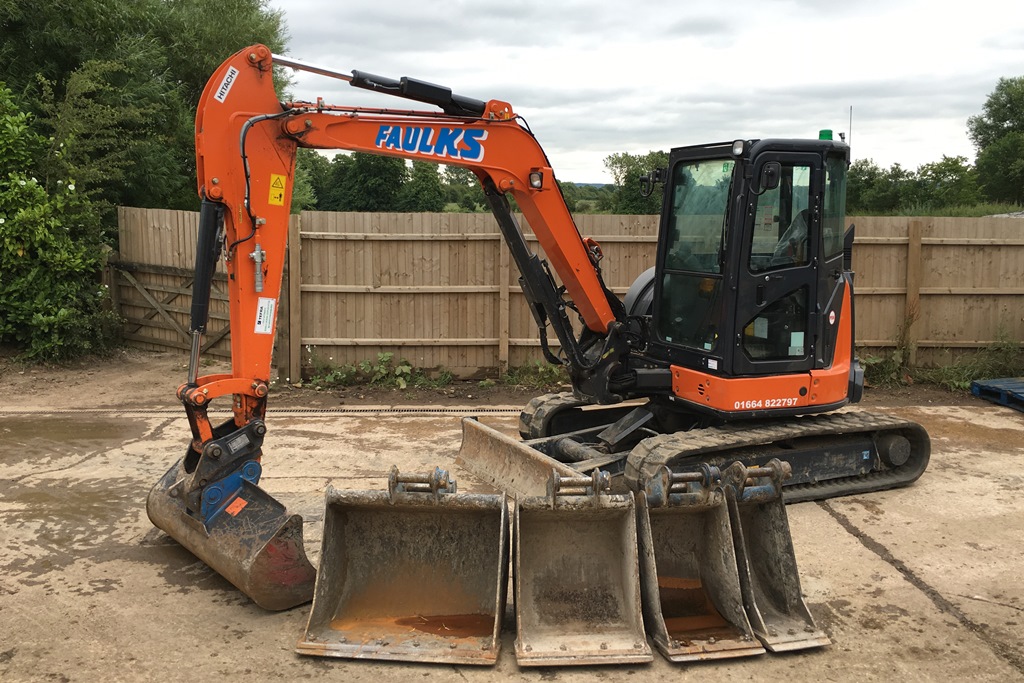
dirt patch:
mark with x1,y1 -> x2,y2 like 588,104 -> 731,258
0,346 -> 997,411
859,383 -> 984,408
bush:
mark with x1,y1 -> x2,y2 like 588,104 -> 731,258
306,351 -> 453,391
0,85 -> 120,361
502,361 -> 569,389
914,339 -> 1024,391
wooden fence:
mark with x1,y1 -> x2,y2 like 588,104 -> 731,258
112,208 -> 1024,379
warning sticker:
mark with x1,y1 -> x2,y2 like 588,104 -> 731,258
225,497 -> 249,516
268,174 -> 286,206
254,297 -> 276,335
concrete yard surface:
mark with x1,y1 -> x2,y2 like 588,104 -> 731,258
0,399 -> 1022,682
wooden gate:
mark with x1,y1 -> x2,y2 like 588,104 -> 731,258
110,208 -> 232,358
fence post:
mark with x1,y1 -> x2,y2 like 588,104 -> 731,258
905,219 -> 924,367
498,236 -> 510,376
288,214 -> 303,383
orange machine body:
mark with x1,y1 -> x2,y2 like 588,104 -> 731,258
671,284 -> 855,416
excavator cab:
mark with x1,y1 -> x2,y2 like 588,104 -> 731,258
646,136 -> 861,419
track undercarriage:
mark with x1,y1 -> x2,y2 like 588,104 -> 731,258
506,392 -> 930,504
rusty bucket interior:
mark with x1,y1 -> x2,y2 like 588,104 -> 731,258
723,460 -> 830,652
635,466 -> 765,662
146,455 -> 316,611
297,468 -> 509,666
513,471 -> 652,666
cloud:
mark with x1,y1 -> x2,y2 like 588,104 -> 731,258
265,0 -> 1024,179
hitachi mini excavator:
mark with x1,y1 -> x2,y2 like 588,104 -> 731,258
147,45 -> 929,662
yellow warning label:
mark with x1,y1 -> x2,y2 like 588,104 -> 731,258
268,173 -> 286,206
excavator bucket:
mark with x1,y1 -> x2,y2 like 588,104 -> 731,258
297,468 -> 509,665
513,470 -> 652,666
635,465 -> 765,662
146,444 -> 316,611
722,460 -> 830,652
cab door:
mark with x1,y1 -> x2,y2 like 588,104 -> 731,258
731,153 -> 822,376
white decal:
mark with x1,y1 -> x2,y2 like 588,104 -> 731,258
254,297 -> 276,335
733,397 -> 800,410
214,67 -> 240,103
829,310 -> 837,325
707,359 -> 718,370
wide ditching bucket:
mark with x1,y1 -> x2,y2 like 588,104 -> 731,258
514,470 -> 652,666
722,459 -> 830,652
635,465 -> 765,662
297,467 -> 509,666
146,421 -> 316,611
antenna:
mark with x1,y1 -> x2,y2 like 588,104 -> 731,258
849,105 -> 853,149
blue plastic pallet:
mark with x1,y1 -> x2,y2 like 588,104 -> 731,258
971,378 -> 1024,413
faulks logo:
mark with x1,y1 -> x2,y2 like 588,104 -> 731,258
374,125 -> 488,162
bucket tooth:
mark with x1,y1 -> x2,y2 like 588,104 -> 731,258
297,468 -> 509,666
635,465 -> 765,662
723,459 -> 830,652
146,420 -> 316,611
514,470 -> 652,666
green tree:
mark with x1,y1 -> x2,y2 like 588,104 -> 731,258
557,180 -> 580,213
0,0 -> 157,98
846,159 -> 880,213
317,154 -> 352,211
37,37 -> 193,228
0,0 -> 288,225
332,153 -> 407,211
974,135 -> 1024,204
968,76 -> 1024,204
0,85 -> 119,360
847,159 -> 919,214
152,0 -> 287,107
396,161 -> 446,211
603,151 -> 668,214
443,165 -> 486,211
296,148 -> 332,210
915,156 -> 981,208
290,158 -> 316,213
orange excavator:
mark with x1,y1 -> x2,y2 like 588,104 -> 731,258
147,45 -> 929,631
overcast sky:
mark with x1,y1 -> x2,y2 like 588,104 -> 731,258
266,0 -> 1023,183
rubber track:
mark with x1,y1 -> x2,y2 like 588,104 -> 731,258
519,392 -> 585,439
624,410 -> 931,504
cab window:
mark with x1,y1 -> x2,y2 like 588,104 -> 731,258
749,164 -> 811,272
